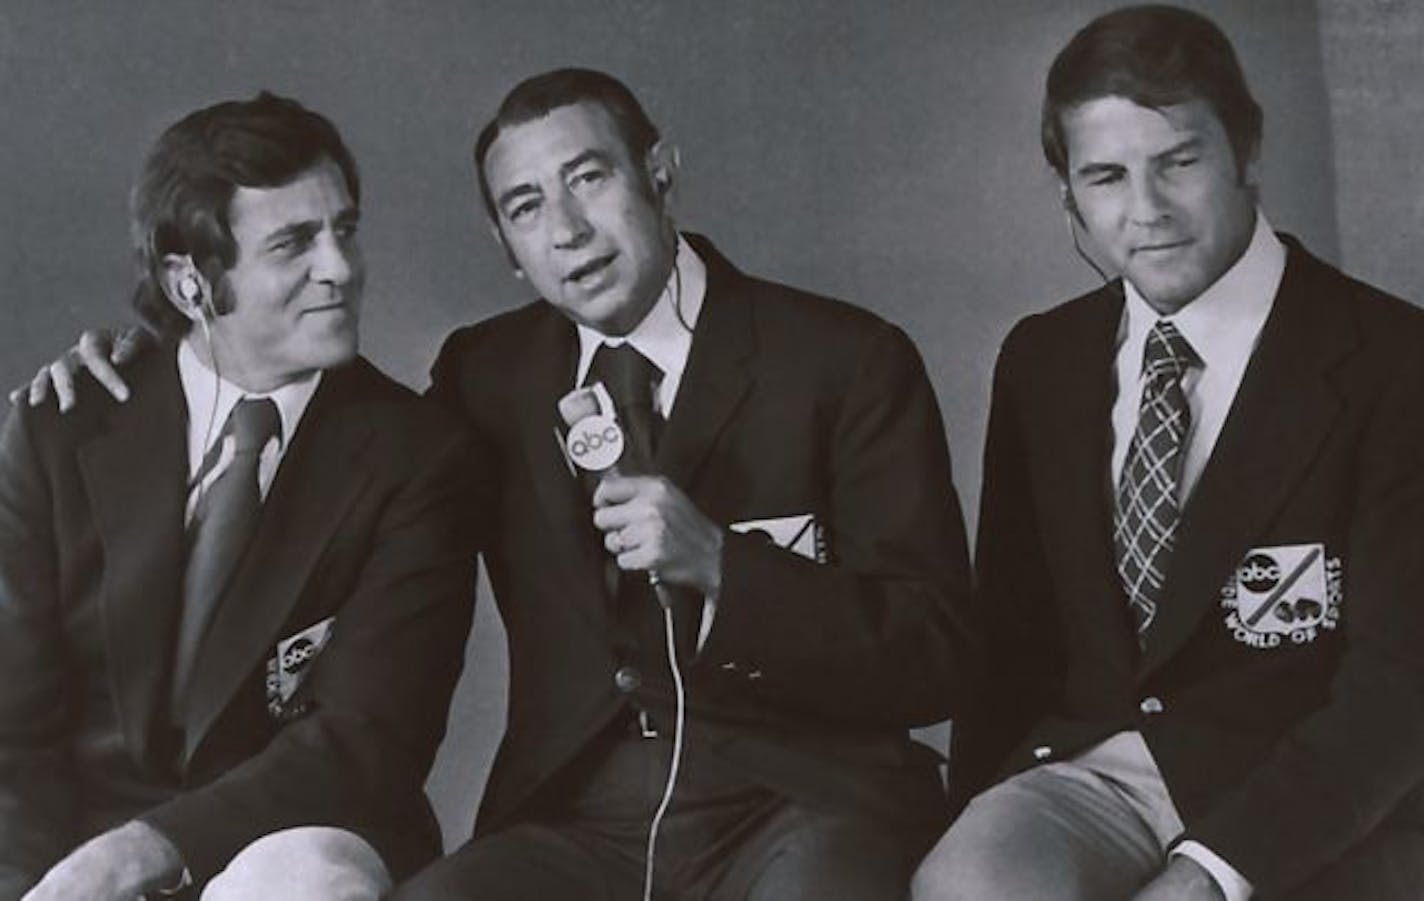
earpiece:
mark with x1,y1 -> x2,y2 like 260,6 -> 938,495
179,276 -> 201,303
185,274 -> 228,318
647,141 -> 678,199
168,257 -> 227,321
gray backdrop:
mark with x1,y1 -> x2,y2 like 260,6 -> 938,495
1,0 -> 1417,847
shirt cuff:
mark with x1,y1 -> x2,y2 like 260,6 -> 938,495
156,865 -> 193,895
1172,840 -> 1253,901
696,591 -> 717,651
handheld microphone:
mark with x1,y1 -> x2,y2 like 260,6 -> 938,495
557,383 -> 642,479
556,383 -> 664,595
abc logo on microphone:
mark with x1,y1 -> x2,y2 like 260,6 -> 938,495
566,414 -> 624,471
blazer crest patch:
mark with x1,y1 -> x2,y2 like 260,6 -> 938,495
1219,543 -> 1342,649
265,616 -> 334,716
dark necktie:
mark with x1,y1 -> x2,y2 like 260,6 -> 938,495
585,344 -> 700,662
1113,321 -> 1200,641
171,397 -> 280,717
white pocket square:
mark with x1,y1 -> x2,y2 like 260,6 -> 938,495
730,514 -> 826,563
265,616 -> 334,712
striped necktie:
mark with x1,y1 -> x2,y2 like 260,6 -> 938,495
171,397 -> 280,717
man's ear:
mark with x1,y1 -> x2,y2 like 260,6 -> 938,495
160,254 -> 207,322
1238,144 -> 1262,194
1058,180 -> 1079,220
488,221 -> 524,279
645,140 -> 680,205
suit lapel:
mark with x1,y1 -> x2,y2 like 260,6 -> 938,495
1034,287 -> 1142,661
1141,246 -> 1353,674
78,351 -> 188,766
657,237 -> 755,488
181,365 -> 373,760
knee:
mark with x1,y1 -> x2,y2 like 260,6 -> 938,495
909,841 -> 959,901
202,826 -> 392,901
745,817 -> 924,901
909,828 -> 1006,901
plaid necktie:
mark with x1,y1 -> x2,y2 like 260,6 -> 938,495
1113,321 -> 1200,640
171,397 -> 280,717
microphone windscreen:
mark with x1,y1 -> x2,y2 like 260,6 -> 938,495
558,386 -> 601,428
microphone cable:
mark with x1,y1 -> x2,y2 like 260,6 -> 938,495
641,578 -> 687,901
188,313 -> 227,515
1061,193 -> 1112,287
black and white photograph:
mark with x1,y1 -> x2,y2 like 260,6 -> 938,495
0,2 -> 1420,898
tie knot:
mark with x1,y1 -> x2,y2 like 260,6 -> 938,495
1142,321 -> 1200,381
227,398 -> 280,455
587,343 -> 662,410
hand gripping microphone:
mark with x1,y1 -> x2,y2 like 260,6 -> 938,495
556,381 -> 686,901
555,384 -> 667,601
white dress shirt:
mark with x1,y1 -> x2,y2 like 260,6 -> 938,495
1104,210 -> 1285,901
573,236 -> 713,642
1111,211 -> 1285,498
178,338 -> 321,523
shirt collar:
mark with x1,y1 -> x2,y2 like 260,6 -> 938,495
177,338 -> 322,464
575,234 -> 707,387
1120,210 -> 1285,374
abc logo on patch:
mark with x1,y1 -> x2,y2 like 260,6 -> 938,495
566,414 -> 624,471
281,637 -> 319,676
1237,553 -> 1282,593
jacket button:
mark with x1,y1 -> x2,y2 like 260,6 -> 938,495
614,666 -> 642,693
1032,745 -> 1053,761
1140,696 -> 1164,715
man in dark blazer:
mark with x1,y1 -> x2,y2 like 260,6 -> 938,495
0,94 -> 474,899
915,7 -> 1424,901
389,68 -> 979,899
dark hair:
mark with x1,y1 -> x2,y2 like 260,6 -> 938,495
130,91 -> 360,336
1042,4 -> 1262,178
473,68 -> 659,222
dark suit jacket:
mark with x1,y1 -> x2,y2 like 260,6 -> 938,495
429,235 -> 979,837
951,237 -> 1424,896
0,347 -> 476,897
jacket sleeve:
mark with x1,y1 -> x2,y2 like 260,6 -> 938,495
140,421 -> 478,885
0,406 -> 79,897
947,320 -> 1065,807
690,321 -> 981,728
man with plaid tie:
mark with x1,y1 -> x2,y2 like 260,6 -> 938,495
0,93 -> 475,898
915,6 -> 1424,901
